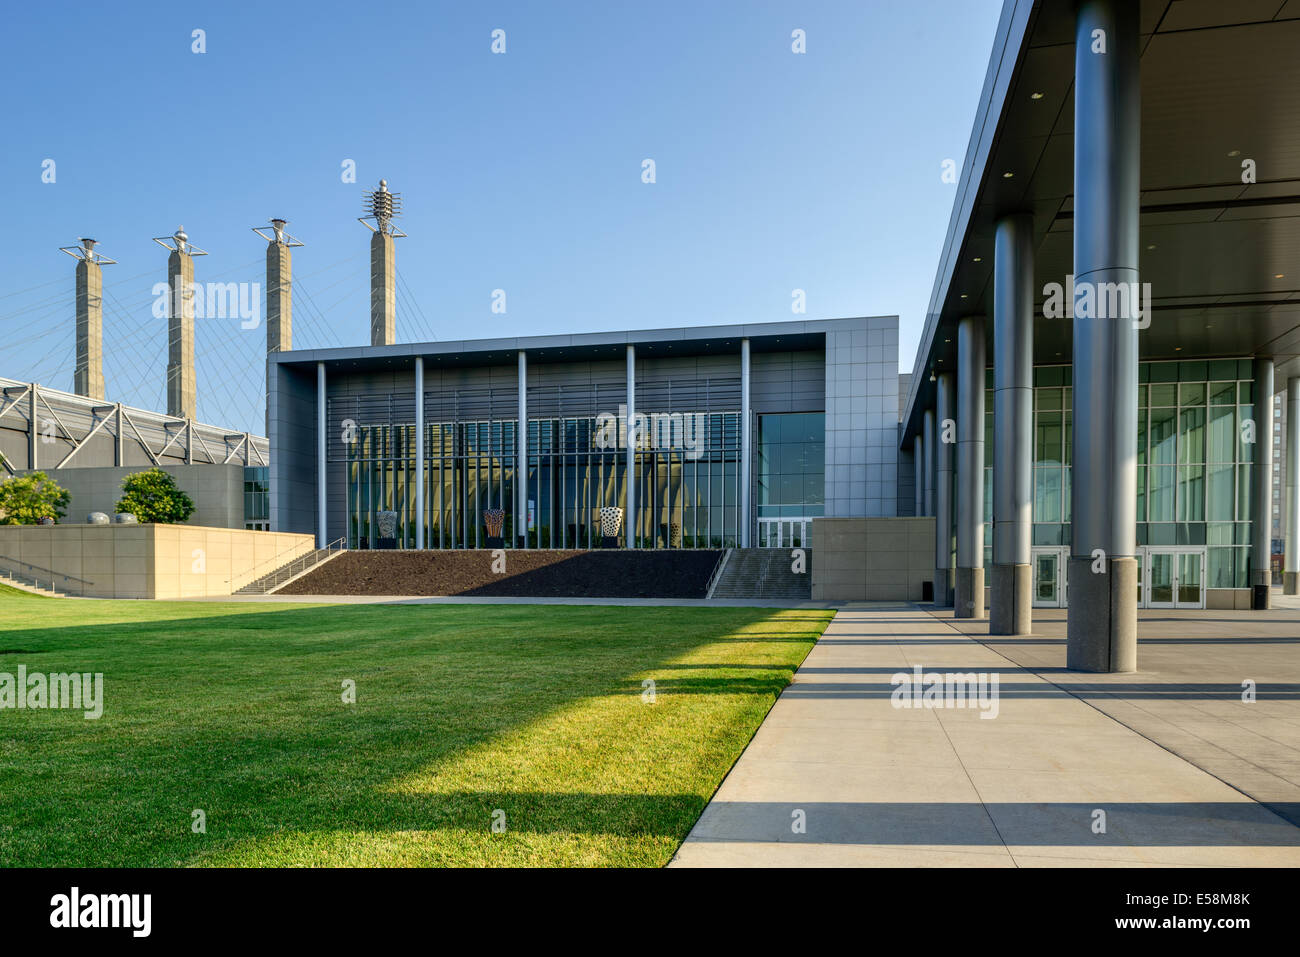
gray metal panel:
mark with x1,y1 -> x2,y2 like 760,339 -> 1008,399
268,361 -> 316,535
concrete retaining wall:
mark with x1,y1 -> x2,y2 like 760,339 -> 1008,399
0,524 -> 313,599
812,516 -> 934,601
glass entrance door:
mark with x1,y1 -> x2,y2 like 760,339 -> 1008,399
1177,551 -> 1204,607
1148,551 -> 1175,607
1031,547 -> 1067,607
1143,548 -> 1205,609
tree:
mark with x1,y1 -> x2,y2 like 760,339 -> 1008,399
116,468 -> 196,525
0,471 -> 71,525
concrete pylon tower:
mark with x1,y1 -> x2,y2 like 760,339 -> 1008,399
359,179 -> 405,346
154,226 -> 207,420
253,218 -> 303,355
60,238 -> 116,400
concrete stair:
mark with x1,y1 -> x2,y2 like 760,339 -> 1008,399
0,570 -> 62,597
710,548 -> 812,600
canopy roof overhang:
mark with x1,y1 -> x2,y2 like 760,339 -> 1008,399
902,0 -> 1300,445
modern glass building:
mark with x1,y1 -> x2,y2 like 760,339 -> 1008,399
269,318 -> 900,551
899,0 -> 1300,672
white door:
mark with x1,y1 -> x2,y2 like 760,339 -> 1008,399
1031,547 -> 1068,607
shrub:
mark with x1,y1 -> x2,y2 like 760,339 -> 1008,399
0,471 -> 71,525
115,468 -> 196,524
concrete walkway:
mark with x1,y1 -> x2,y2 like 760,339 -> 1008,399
670,604 -> 1300,866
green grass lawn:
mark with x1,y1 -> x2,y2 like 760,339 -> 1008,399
0,591 -> 831,867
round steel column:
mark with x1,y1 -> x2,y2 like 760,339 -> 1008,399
1286,377 -> 1300,595
517,350 -> 528,547
923,408 -> 936,517
934,372 -> 955,607
1251,358 -> 1275,608
990,214 -> 1035,634
626,344 -> 636,549
1067,0 -> 1140,673
955,316 -> 986,618
913,434 -> 924,517
740,338 -> 752,547
415,357 -> 424,549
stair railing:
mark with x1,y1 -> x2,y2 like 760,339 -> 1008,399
246,538 -> 346,595
0,555 -> 93,596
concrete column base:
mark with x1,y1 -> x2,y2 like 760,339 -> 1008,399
933,568 -> 952,608
1285,571 -> 1299,596
1252,570 -> 1272,609
989,563 -> 1032,635
954,566 -> 984,618
1066,556 -> 1137,673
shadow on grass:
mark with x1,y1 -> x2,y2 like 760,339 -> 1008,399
0,597 -> 828,867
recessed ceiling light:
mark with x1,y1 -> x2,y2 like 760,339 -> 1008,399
1146,244 -> 1157,250
960,294 -> 968,299
1002,171 -> 1014,179
944,338 -> 951,343
973,257 -> 982,262
1276,273 -> 1285,279
1030,92 -> 1044,100
1228,149 -> 1241,157
1174,347 -> 1182,351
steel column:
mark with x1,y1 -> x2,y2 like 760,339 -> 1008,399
740,338 -> 751,547
317,362 -> 327,547
991,214 -> 1035,634
934,372 -> 955,607
1286,377 -> 1300,595
913,434 -> 924,517
626,344 -> 636,549
415,357 -> 424,549
1252,358 -> 1275,608
517,350 -> 527,547
29,385 -> 37,470
1067,0 -> 1140,672
955,316 -> 986,618
923,408 -> 935,516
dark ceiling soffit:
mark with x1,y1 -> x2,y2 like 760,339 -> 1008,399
1053,194 -> 1300,219
901,0 -> 1038,446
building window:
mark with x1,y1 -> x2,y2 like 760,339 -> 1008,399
243,466 -> 269,528
756,412 -> 825,519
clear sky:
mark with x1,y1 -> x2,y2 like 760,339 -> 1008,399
0,0 -> 1003,434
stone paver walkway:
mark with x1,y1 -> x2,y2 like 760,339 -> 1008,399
670,604 -> 1300,867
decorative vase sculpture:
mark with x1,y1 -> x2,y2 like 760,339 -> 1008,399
37,516 -> 55,526
114,513 -> 138,524
484,508 -> 506,548
669,521 -> 682,548
87,512 -> 110,525
599,506 -> 624,548
376,509 -> 398,549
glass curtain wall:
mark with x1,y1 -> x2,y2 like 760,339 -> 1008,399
757,411 -> 826,546
347,411 -> 743,548
978,359 -> 1257,586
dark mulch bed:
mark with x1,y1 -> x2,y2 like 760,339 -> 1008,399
276,549 -> 724,599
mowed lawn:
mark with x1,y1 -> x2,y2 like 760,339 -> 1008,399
0,588 -> 831,867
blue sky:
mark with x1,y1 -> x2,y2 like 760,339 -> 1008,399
0,0 -> 1003,434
